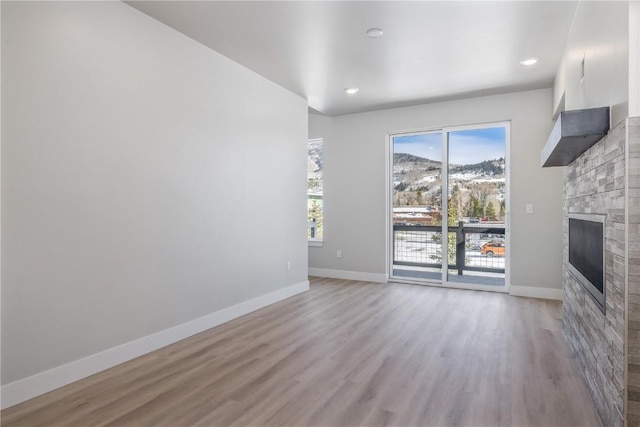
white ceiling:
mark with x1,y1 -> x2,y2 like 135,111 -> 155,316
127,1 -> 578,116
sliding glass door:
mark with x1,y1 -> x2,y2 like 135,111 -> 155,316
390,123 -> 508,290
391,131 -> 443,281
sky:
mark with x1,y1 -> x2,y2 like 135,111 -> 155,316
393,127 -> 505,165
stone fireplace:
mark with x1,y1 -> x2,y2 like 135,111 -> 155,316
563,117 -> 640,427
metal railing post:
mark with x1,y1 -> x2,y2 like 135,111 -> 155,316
309,220 -> 316,238
456,221 -> 465,276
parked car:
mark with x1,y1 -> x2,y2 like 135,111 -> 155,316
468,242 -> 483,251
481,241 -> 505,257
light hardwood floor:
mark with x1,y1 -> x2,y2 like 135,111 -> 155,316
2,277 -> 602,427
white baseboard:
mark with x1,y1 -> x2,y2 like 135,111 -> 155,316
509,285 -> 563,301
1,280 -> 309,410
308,267 -> 387,283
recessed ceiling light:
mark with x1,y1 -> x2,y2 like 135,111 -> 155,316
345,88 -> 359,95
519,57 -> 539,66
366,28 -> 384,38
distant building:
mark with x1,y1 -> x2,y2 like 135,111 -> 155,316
393,206 -> 441,225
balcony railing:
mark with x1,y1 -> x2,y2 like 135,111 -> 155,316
308,220 -> 317,238
393,221 -> 505,275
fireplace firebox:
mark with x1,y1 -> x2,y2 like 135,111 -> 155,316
568,213 -> 605,311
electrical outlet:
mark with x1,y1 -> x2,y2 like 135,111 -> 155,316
337,250 -> 342,258
526,204 -> 534,214
286,261 -> 291,271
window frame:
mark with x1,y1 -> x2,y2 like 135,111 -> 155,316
308,138 -> 324,246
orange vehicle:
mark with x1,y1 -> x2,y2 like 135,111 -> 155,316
481,241 -> 505,257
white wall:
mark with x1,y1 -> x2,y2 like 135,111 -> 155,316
631,0 -> 640,117
0,0 -> 3,409
553,1 -> 629,125
309,89 -> 564,292
309,111 -> 332,142
1,0 -> 307,394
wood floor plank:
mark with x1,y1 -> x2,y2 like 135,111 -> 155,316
1,278 -> 602,426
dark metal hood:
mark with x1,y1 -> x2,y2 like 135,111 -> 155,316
541,106 -> 610,167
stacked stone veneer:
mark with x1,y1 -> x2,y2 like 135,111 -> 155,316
627,117 -> 640,426
563,117 -> 640,427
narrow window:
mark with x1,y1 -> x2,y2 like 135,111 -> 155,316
308,138 -> 323,242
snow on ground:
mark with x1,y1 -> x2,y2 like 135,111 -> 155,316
448,172 -> 481,180
448,173 -> 505,184
469,177 -> 506,183
418,175 -> 438,183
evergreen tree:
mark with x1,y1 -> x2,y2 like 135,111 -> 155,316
486,201 -> 496,220
469,182 -> 493,212
450,184 -> 464,221
308,200 -> 323,239
448,197 -> 459,226
394,182 -> 408,192
464,199 -> 474,217
471,197 -> 483,218
430,231 -> 457,266
431,187 -> 442,209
